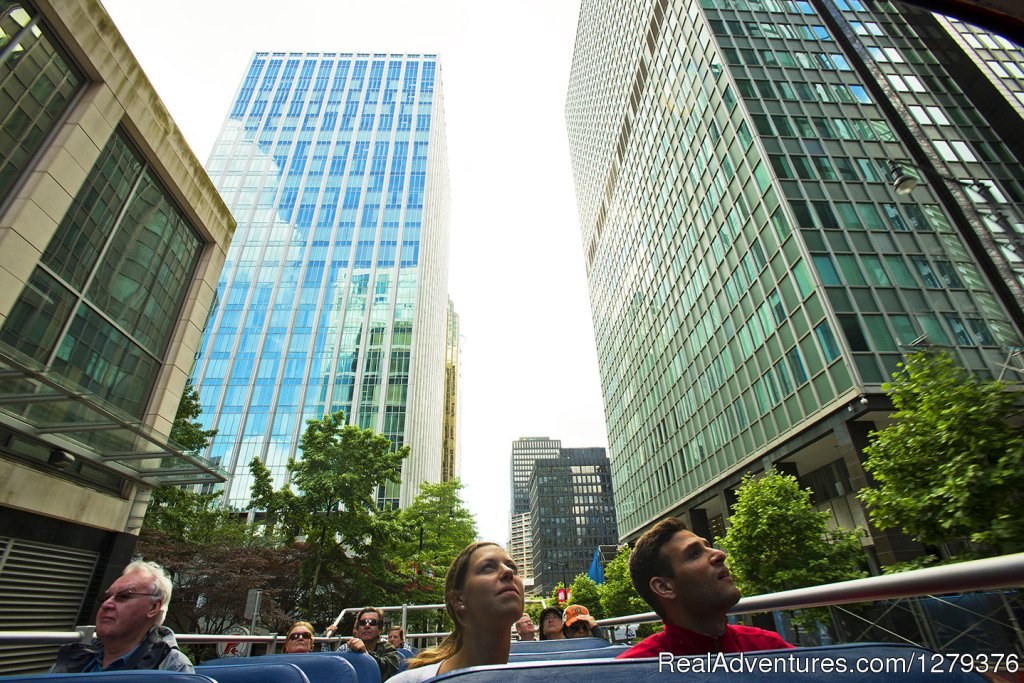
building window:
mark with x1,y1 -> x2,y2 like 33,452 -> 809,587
0,3 -> 85,206
1,129 -> 204,418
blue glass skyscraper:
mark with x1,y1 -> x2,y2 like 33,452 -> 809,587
196,52 -> 450,509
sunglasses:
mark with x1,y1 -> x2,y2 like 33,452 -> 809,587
357,618 -> 380,627
101,590 -> 160,604
288,632 -> 312,640
569,623 -> 592,633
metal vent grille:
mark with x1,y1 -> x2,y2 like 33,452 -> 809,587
0,536 -> 98,674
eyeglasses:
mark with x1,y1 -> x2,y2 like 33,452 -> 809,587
357,618 -> 380,627
288,632 -> 313,640
569,623 -> 592,634
101,590 -> 160,604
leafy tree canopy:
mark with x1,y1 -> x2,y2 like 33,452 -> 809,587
860,349 -> 1024,556
719,469 -> 864,633
169,382 -> 217,454
566,574 -> 603,619
719,469 -> 865,598
247,410 -> 411,615
142,486 -> 249,546
396,479 -> 478,605
598,544 -> 648,620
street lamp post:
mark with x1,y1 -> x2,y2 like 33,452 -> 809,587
887,159 -> 1024,331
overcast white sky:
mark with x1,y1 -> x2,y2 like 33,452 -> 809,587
100,0 -> 608,545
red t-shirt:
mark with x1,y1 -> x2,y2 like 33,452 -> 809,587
617,621 -> 793,658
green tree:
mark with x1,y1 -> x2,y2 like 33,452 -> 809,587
597,544 -> 658,637
597,545 -> 647,620
169,382 -> 218,454
396,479 -> 478,607
142,486 -> 248,545
249,410 -> 410,616
860,349 -> 1024,556
249,457 -> 305,541
567,574 -> 603,618
143,383 -> 238,543
719,469 -> 865,632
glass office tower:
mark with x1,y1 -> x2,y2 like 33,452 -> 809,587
566,0 -> 1024,566
196,52 -> 450,509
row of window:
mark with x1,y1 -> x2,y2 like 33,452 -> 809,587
736,76 -> 872,104
2,130 -> 202,418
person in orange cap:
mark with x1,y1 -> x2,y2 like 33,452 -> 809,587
562,604 -> 599,639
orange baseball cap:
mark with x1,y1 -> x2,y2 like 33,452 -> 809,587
562,604 -> 590,627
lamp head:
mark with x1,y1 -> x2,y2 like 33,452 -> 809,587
888,160 -> 917,195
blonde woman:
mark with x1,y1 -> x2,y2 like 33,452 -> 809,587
390,542 -> 524,682
282,621 -> 315,654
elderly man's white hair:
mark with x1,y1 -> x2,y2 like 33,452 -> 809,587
122,560 -> 173,624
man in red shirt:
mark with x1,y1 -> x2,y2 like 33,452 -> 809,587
617,518 -> 792,658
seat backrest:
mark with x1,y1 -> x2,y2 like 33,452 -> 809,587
428,643 -> 990,682
197,663 -> 310,683
334,650 -> 381,683
508,645 -> 630,662
509,637 -> 611,654
0,673 -> 217,683
201,653 -> 356,683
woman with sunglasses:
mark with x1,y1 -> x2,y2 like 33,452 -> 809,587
390,541 -> 524,682
282,621 -> 316,653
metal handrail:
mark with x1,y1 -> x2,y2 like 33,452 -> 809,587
0,632 -> 83,645
2,553 -> 1020,645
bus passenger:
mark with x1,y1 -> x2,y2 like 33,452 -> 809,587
390,541 -> 524,682
283,621 -> 316,653
618,517 -> 792,658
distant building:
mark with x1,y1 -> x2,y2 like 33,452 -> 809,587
529,447 -> 618,595
0,0 -> 232,672
508,436 -> 560,586
509,512 -> 535,592
192,51 -> 451,509
441,299 -> 459,481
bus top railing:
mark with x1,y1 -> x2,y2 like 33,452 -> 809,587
0,552 -> 1020,647
598,551 -> 1024,627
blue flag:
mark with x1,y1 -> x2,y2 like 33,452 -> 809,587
587,547 -> 605,584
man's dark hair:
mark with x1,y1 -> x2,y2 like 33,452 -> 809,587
629,517 -> 689,618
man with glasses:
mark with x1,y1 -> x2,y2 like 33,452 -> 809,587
327,607 -> 400,681
563,605 -> 599,639
51,560 -> 193,673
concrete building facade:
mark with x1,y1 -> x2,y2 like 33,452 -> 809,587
0,0 -> 232,672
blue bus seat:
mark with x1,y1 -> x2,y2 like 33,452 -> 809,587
201,653 -> 356,683
509,637 -> 611,654
429,643 -> 990,682
197,663 -> 309,683
0,674 -> 216,683
508,644 -> 630,661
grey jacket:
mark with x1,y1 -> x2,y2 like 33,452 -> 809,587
51,625 -> 193,673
